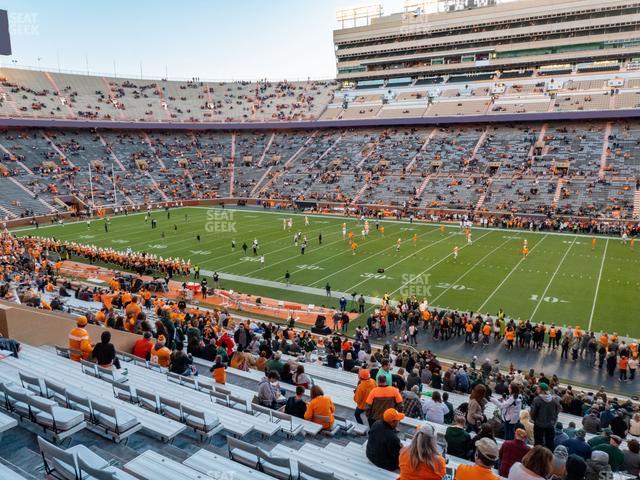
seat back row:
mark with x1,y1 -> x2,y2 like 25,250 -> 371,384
18,371 -> 142,444
0,378 -> 86,444
226,435 -> 336,480
4,346 -> 185,442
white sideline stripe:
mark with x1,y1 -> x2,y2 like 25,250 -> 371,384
200,206 -> 630,242
588,238 -> 608,331
430,236 -> 513,303
385,230 -> 493,297
476,234 -> 549,313
200,269 -> 382,305
529,236 -> 577,321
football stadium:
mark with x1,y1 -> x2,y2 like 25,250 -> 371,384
0,1 -> 639,479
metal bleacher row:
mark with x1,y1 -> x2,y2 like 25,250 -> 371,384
3,334 -> 638,480
0,344 -> 382,479
0,340 -> 502,480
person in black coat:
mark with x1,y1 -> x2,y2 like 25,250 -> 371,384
91,331 -> 120,368
284,386 -> 307,419
366,409 -> 404,471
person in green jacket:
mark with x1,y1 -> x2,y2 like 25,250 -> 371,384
593,435 -> 625,471
445,415 -> 472,459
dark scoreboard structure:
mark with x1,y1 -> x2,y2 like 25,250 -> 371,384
0,10 -> 11,56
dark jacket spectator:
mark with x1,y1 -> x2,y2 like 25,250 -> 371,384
91,331 -> 119,368
365,410 -> 404,471
445,416 -> 472,460
623,439 -> 640,476
561,429 -> 592,460
284,386 -> 307,419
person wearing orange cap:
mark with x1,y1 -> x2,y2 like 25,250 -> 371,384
353,368 -> 376,425
68,315 -> 93,362
149,335 -> 171,368
304,385 -> 335,431
366,407 -> 404,471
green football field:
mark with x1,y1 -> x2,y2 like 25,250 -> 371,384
14,207 -> 640,337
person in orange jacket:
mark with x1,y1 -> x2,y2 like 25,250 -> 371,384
150,335 -> 171,368
68,315 -> 93,362
304,385 -> 335,430
353,368 -> 376,425
210,355 -> 227,384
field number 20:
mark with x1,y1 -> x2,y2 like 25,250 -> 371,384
436,282 -> 467,290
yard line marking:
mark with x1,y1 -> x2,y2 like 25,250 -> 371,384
38,209 -> 286,257
476,234 -> 549,313
588,238 -> 608,331
243,225 -> 360,276
308,226 -> 441,287
381,230 -> 494,297
430,236 -> 513,303
209,219 -> 353,271
529,236 -> 577,321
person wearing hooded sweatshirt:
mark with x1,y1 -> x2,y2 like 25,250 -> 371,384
530,382 -> 561,451
585,451 -> 612,480
257,371 -> 286,409
353,368 -> 376,425
565,454 -> 587,480
520,410 -> 535,444
551,446 -> 569,479
555,422 -> 569,447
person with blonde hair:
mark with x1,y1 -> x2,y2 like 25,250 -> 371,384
520,409 -> 535,443
398,423 -> 446,480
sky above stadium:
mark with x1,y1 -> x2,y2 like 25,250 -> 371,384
1,0 -> 416,81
